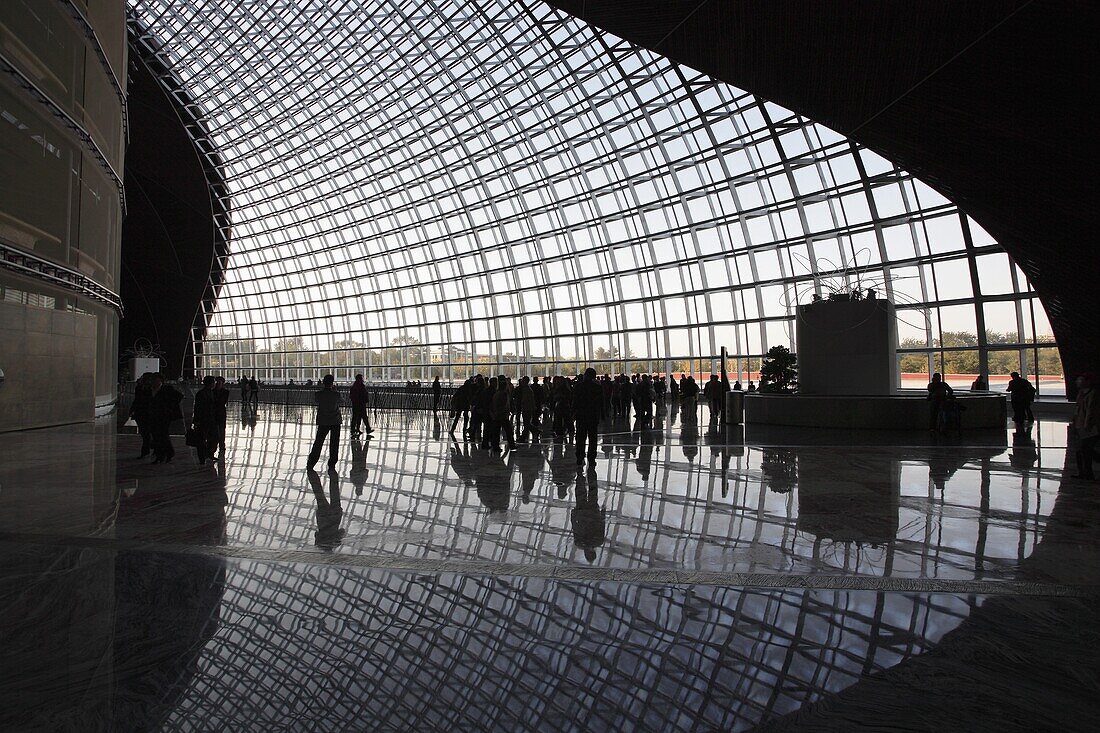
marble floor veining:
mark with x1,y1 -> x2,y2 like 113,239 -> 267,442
1,404 -> 1098,730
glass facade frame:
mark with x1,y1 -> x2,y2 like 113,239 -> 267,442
128,0 -> 1060,391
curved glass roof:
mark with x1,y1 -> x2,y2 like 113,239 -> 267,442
128,0 -> 1059,389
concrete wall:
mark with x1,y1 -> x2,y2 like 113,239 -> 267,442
796,299 -> 898,395
0,1 -> 125,428
0,300 -> 96,432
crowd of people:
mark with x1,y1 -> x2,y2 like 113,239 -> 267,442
441,370 -> 737,465
126,365 -> 1100,482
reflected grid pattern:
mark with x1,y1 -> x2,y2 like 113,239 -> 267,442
128,0 -> 1057,383
216,409 -> 1051,580
163,563 -> 973,731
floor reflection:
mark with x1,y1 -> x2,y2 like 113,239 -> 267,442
0,406 -> 1097,730
0,409 -> 1089,582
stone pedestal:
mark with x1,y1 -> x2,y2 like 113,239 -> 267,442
796,298 -> 897,395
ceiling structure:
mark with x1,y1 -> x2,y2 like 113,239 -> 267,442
122,0 -> 1067,388
543,0 -> 1097,391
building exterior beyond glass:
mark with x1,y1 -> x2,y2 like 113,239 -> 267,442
130,0 -> 1061,391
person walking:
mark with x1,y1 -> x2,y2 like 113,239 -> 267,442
191,376 -> 221,462
248,376 -> 260,408
307,374 -> 342,472
469,374 -> 486,439
239,375 -> 251,410
129,373 -> 155,459
703,374 -> 725,423
1073,373 -> 1099,480
450,378 -> 472,435
350,374 -> 373,438
191,376 -> 221,464
147,373 -> 182,464
1006,371 -> 1036,423
574,368 -> 603,465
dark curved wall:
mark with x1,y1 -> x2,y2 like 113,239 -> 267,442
120,38 -> 220,379
545,0 -> 1098,396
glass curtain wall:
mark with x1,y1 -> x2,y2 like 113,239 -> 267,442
128,0 -> 1061,393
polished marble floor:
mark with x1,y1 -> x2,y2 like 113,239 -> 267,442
1,404 -> 1098,730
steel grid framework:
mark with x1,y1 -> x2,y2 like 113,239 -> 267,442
127,0 -> 1058,386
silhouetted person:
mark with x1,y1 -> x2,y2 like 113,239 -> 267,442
129,372 -> 155,458
927,372 -> 954,431
747,380 -> 756,393
1073,372 -> 1099,480
350,374 -> 373,437
479,378 -> 501,449
147,373 -> 182,464
479,377 -> 499,450
515,376 -> 538,442
192,376 -> 220,464
306,469 -> 345,550
239,375 -> 251,407
450,378 -> 472,436
571,466 -> 606,563
248,376 -> 259,408
551,376 -> 574,439
490,375 -> 515,451
1006,371 -> 1036,423
532,376 -> 547,421
733,380 -> 742,391
669,373 -> 679,401
619,375 -> 634,420
703,374 -> 725,423
634,374 -> 655,425
431,376 -> 442,413
573,368 -> 604,466
307,374 -> 341,472
680,374 -> 700,423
